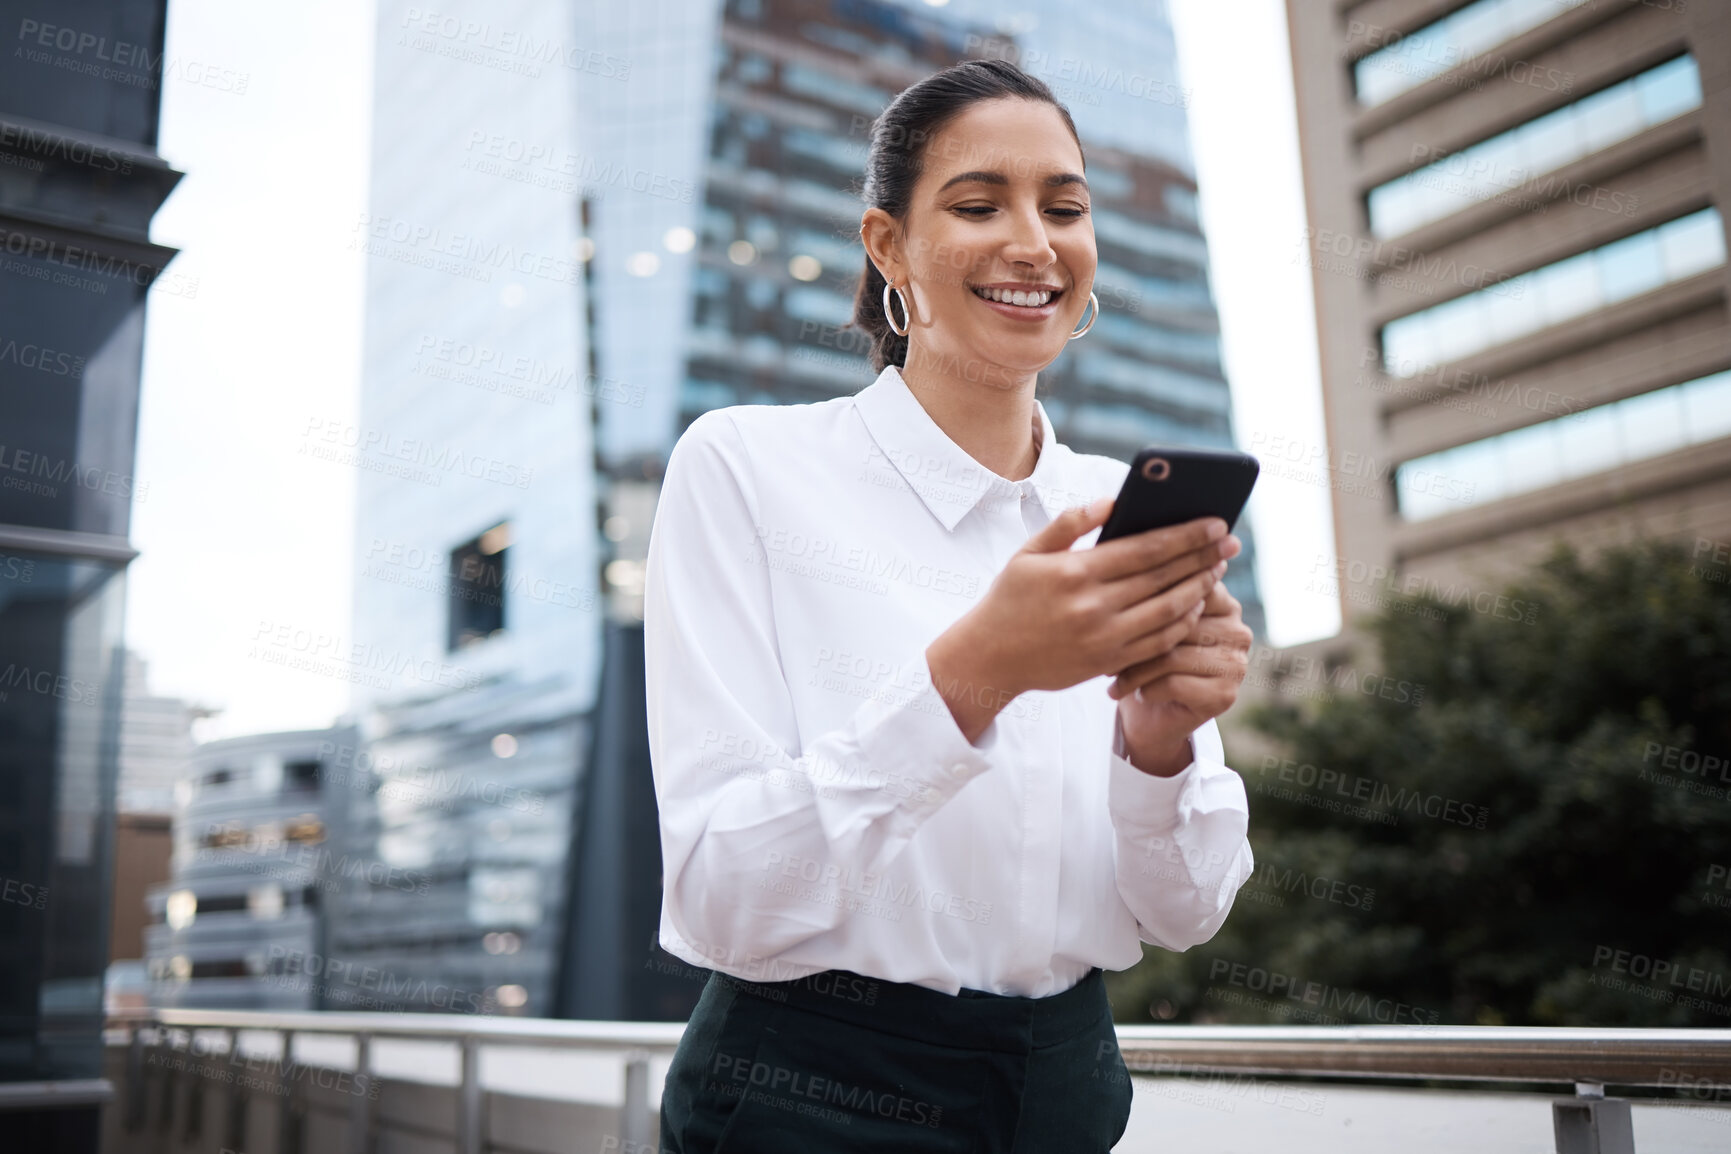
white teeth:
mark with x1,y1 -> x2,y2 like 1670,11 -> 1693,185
972,286 -> 1053,306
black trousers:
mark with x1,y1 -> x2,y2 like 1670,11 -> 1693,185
659,965 -> 1133,1153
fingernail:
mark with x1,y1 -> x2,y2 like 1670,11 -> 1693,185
1212,560 -> 1228,577
1207,519 -> 1227,539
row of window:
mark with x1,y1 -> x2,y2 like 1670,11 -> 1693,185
1368,55 -> 1701,239
1381,208 -> 1725,377
1396,369 -> 1731,521
198,814 -> 325,851
1356,11 -> 1724,523
1354,0 -> 1592,107
159,882 -> 314,930
191,759 -> 321,795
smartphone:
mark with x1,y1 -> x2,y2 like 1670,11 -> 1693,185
1095,446 -> 1260,544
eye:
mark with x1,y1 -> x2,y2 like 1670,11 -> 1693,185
952,205 -> 995,217
1047,206 -> 1089,219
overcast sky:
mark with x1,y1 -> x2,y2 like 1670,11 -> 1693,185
127,0 -> 1337,742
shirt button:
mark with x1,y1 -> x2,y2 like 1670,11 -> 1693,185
950,762 -> 970,776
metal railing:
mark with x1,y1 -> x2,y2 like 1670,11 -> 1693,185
107,1010 -> 1731,1154
112,1008 -> 685,1154
1115,1023 -> 1731,1086
1120,1024 -> 1731,1154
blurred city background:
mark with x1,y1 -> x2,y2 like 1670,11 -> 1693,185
2,0 -> 1728,1150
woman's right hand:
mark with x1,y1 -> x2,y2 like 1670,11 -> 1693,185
926,495 -> 1240,741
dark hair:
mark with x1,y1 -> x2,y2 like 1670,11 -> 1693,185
850,59 -> 1085,373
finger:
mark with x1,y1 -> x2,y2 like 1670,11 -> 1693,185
1110,599 -> 1207,683
1021,495 -> 1113,555
1115,566 -> 1219,649
1110,642 -> 1245,699
1100,540 -> 1237,612
1182,588 -> 1249,651
1182,616 -> 1252,651
1090,515 -> 1232,582
1126,672 -> 1241,719
1195,579 -> 1236,617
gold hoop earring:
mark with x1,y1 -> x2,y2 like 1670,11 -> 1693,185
882,281 -> 911,337
1068,291 -> 1099,340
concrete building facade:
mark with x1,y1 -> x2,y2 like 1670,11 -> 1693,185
1285,0 -> 1731,626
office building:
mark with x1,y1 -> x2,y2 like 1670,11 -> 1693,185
1286,0 -> 1731,622
333,0 -> 607,1018
0,0 -> 182,1147
144,727 -> 355,1010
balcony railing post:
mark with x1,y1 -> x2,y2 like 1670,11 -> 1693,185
457,1035 -> 482,1154
222,1028 -> 247,1154
157,1026 -> 179,1134
1553,1082 -> 1635,1154
123,1023 -> 147,1131
622,1049 -> 651,1150
278,1028 -> 298,1154
350,1032 -> 372,1154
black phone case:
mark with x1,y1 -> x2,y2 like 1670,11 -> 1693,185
1096,446 -> 1260,543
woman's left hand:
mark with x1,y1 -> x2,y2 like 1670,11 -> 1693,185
1109,573 -> 1254,776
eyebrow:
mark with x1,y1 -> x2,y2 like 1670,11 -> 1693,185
937,170 -> 1088,192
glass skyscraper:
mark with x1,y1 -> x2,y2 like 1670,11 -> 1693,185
335,0 -> 603,1017
0,0 -> 181,1145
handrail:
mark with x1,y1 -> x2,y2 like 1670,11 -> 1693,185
112,1007 -> 687,1050
0,1079 -> 114,1110
1113,1024 -> 1731,1089
109,1009 -> 1731,1088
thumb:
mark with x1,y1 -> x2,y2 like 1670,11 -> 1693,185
1022,495 -> 1113,554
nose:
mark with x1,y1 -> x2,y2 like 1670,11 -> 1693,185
999,201 -> 1056,271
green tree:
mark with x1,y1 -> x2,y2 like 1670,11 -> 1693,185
1106,540 -> 1731,1027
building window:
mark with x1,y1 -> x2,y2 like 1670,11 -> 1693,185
1367,56 -> 1702,237
681,378 -> 738,415
780,61 -> 889,118
1395,369 -> 1731,521
783,285 -> 852,325
1353,0 -> 1591,107
1163,185 -> 1200,224
449,522 -> 509,649
1381,208 -> 1725,376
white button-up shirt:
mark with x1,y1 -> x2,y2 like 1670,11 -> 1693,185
644,363 -> 1253,998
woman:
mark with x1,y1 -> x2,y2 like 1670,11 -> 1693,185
646,58 -> 1254,1153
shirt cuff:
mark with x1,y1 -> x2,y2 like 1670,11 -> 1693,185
846,650 -> 1001,816
1108,706 -> 1201,824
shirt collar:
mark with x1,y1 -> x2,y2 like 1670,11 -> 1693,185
852,362 -> 1071,532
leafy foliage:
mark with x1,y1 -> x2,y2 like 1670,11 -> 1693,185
1105,540 -> 1731,1027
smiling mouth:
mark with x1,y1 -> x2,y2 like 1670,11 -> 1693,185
969,285 -> 1063,308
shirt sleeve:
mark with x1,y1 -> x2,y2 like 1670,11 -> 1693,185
1106,710 -> 1254,951
644,410 -> 1005,968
